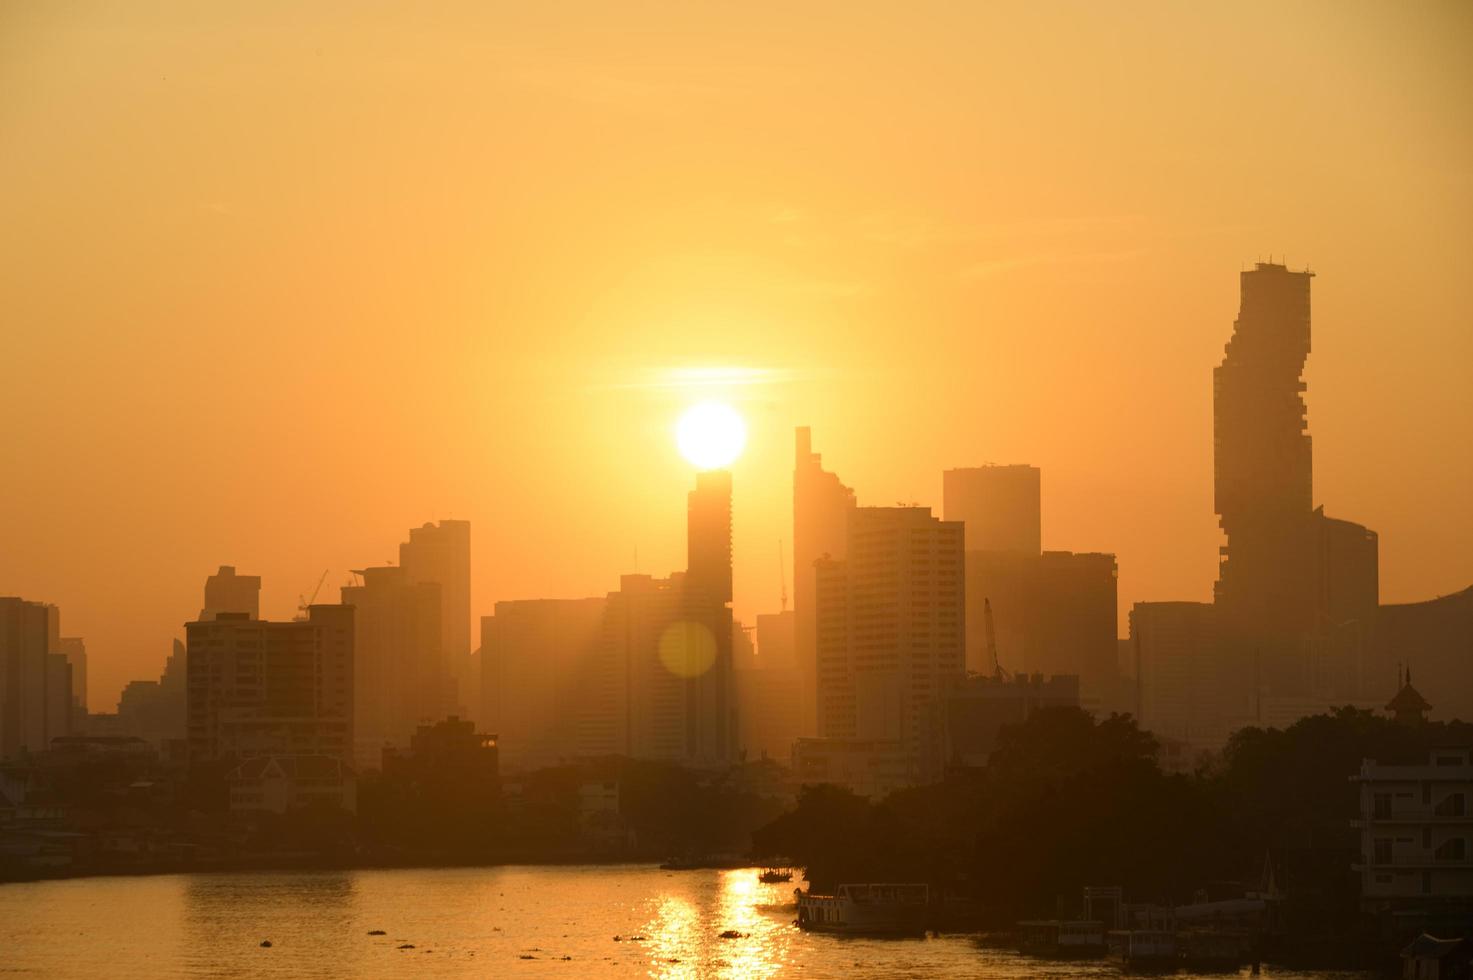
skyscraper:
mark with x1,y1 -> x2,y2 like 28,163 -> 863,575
942,464 -> 1042,555
480,596 -> 608,771
1213,262 -> 1318,686
0,597 -> 68,759
341,565 -> 445,766
399,520 -> 472,702
814,506 -> 966,771
200,565 -> 261,621
184,604 -> 354,767
684,469 -> 735,762
57,636 -> 86,714
793,427 -> 855,737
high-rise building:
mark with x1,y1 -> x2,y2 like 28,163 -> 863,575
0,597 -> 69,759
963,550 -> 1119,693
480,596 -> 608,772
683,469 -> 735,763
814,507 -> 966,775
341,565 -> 446,767
184,604 -> 354,767
1130,601 -> 1247,752
942,464 -> 1042,555
200,566 -> 261,621
1211,262 -> 1383,706
734,611 -> 802,763
1213,262 -> 1318,688
793,427 -> 856,737
57,636 -> 87,715
399,520 -> 472,704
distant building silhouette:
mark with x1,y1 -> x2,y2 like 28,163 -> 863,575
927,672 -> 1080,776
57,637 -> 86,717
480,596 -> 607,771
341,561 -> 448,768
1375,587 -> 1473,724
381,715 -> 498,791
734,611 -> 802,763
811,506 -> 965,781
184,605 -> 354,767
0,597 -> 70,759
108,638 -> 186,756
793,427 -> 856,738
943,464 -> 1041,555
228,755 -> 356,814
199,565 -> 261,621
1130,601 -> 1243,749
963,549 -> 1119,697
399,520 -> 473,709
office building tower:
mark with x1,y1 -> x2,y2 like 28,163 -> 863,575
734,611 -> 802,763
942,464 -> 1042,555
480,596 -> 608,772
184,604 -> 354,766
814,507 -> 966,775
1130,601 -> 1239,750
58,636 -> 87,715
962,550 -> 1119,696
200,566 -> 261,621
341,565 -> 446,766
0,597 -> 69,759
793,427 -> 856,737
399,520 -> 472,702
1213,262 -> 1319,687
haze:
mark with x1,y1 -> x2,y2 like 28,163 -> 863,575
2,1 -> 1470,710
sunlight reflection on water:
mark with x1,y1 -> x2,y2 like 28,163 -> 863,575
0,865 -> 1374,980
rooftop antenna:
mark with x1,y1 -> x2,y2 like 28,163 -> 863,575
778,540 -> 789,612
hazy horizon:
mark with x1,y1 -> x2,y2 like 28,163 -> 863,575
3,1 -> 1471,710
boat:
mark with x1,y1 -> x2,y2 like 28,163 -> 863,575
1016,919 -> 1107,958
794,883 -> 930,935
759,869 -> 792,884
1107,929 -> 1178,968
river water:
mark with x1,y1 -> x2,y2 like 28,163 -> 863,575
0,865 -> 1373,978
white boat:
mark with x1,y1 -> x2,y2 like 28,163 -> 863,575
795,883 -> 930,935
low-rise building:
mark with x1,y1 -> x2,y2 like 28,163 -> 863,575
227,755 -> 357,814
792,736 -> 912,798
1352,747 -> 1473,930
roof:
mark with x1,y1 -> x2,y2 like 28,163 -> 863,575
1387,682 -> 1432,714
227,755 -> 352,780
1401,934 -> 1470,960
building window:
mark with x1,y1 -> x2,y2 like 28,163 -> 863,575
1435,838 -> 1466,861
1373,839 -> 1393,865
1375,874 -> 1392,885
1373,793 -> 1392,819
1435,793 -> 1467,818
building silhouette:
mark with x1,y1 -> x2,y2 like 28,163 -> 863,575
480,596 -> 607,771
1374,586 -> 1473,724
962,549 -> 1119,696
793,427 -> 856,738
185,605 -> 354,767
809,506 -> 965,781
734,610 -> 802,763
0,597 -> 71,760
943,464 -> 1041,555
341,564 -> 446,767
399,520 -> 473,708
927,672 -> 1080,776
57,637 -> 86,717
199,565 -> 261,621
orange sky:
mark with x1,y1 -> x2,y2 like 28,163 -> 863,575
2,2 -> 1470,711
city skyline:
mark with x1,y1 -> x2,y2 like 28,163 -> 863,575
4,3 -> 1472,710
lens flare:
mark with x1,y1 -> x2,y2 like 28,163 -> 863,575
675,401 -> 747,470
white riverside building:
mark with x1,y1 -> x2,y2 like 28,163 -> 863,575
1352,746 -> 1473,924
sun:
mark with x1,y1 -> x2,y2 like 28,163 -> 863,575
676,401 -> 747,470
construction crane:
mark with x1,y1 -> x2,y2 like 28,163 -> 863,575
778,540 -> 789,613
295,569 -> 329,620
984,597 -> 1010,680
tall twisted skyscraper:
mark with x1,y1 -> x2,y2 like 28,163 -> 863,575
1213,262 -> 1378,698
1213,263 -> 1317,688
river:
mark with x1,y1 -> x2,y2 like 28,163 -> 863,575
0,865 -> 1375,978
